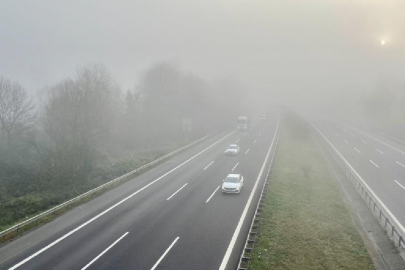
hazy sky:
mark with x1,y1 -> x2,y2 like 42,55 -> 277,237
1,0 -> 404,102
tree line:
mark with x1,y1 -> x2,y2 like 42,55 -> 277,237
0,62 -> 254,228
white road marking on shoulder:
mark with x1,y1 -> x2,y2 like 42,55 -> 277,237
82,232 -> 128,270
151,237 -> 180,270
396,161 -> 405,168
167,183 -> 188,200
206,186 -> 220,203
394,180 -> 405,190
204,161 -> 215,170
370,160 -> 379,168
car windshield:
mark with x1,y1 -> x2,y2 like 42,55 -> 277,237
237,119 -> 246,124
228,145 -> 238,149
225,176 -> 239,183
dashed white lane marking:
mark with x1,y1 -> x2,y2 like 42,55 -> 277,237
235,139 -> 240,143
206,186 -> 220,203
259,133 -> 262,137
8,130 -> 237,270
254,139 -> 257,144
351,134 -> 356,138
396,161 -> 405,168
354,148 -> 361,153
232,162 -> 239,172
244,132 -> 248,136
330,129 -> 333,132
204,161 -> 215,170
245,149 -> 250,154
167,183 -> 188,200
343,129 -> 347,132
344,140 -> 349,144
82,232 -> 128,270
336,133 -> 340,137
361,140 -> 367,144
370,160 -> 379,168
151,237 -> 180,270
376,149 -> 384,154
394,180 -> 405,191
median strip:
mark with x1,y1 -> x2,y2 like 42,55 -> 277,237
247,113 -> 373,270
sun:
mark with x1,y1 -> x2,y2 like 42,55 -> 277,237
381,40 -> 386,46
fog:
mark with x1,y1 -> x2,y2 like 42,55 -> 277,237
1,0 -> 405,105
1,0 -> 405,231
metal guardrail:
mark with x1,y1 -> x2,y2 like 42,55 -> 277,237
0,134 -> 210,242
237,118 -> 281,270
309,120 -> 405,250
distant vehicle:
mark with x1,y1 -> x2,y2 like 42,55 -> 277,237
225,144 -> 240,155
237,116 -> 248,130
260,114 -> 267,122
222,174 -> 244,193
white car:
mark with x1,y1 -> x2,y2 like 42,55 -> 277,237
222,174 -> 244,193
224,144 -> 240,155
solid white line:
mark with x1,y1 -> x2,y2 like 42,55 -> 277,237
348,126 -> 405,155
150,237 -> 179,270
354,148 -> 361,153
9,130 -> 236,270
336,133 -> 340,137
219,117 -> 280,270
167,183 -> 188,200
396,161 -> 405,168
235,139 -> 240,143
361,140 -> 367,144
254,139 -> 257,144
376,149 -> 384,154
204,161 -> 215,170
82,232 -> 128,270
344,140 -> 349,144
370,160 -> 379,168
394,180 -> 405,190
245,149 -> 250,154
206,186 -> 220,203
232,162 -> 239,172
259,133 -> 262,137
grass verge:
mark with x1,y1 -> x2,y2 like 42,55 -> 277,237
248,113 -> 374,270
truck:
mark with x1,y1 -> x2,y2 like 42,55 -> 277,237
237,116 -> 249,130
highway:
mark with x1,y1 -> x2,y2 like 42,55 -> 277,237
310,117 -> 405,235
0,112 -> 280,270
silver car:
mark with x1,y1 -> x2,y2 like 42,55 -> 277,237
222,174 -> 244,193
224,144 -> 240,155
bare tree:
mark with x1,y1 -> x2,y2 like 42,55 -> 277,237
0,77 -> 34,149
38,63 -> 121,188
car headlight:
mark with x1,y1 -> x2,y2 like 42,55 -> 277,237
236,186 -> 240,190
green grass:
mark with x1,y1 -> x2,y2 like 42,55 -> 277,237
248,113 -> 374,270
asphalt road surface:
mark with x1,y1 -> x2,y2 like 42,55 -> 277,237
310,117 -> 405,237
0,112 -> 280,270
